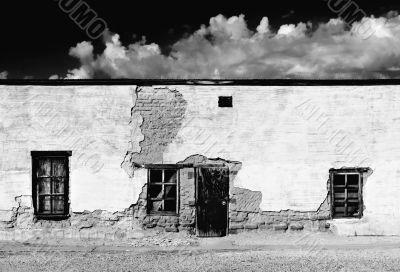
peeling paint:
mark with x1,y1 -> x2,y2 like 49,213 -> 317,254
123,86 -> 187,169
2,84 -> 400,236
121,86 -> 145,178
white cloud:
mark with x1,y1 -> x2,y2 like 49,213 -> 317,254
65,13 -> 400,79
256,17 -> 270,35
277,23 -> 307,37
69,41 -> 94,61
0,71 -> 8,79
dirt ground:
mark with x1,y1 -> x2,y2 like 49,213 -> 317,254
1,232 -> 400,271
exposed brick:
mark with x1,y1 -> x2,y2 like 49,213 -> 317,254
157,222 -> 166,227
265,217 -> 274,224
229,224 -> 244,230
146,223 -> 156,228
259,224 -> 272,230
165,227 -> 179,232
317,214 -> 331,220
273,223 -> 288,231
229,229 -> 242,235
180,223 -> 194,228
244,223 -> 259,230
129,87 -> 187,164
230,217 -> 246,223
290,223 -> 304,231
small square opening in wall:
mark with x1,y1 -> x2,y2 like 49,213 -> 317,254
218,96 -> 233,108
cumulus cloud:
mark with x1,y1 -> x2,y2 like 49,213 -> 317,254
65,13 -> 400,79
0,71 -> 8,79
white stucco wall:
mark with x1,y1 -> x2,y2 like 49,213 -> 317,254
161,85 -> 400,235
0,85 -> 135,212
2,83 -> 400,235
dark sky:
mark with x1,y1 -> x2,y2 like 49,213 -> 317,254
1,0 -> 399,79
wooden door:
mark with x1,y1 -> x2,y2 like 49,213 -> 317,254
196,166 -> 229,237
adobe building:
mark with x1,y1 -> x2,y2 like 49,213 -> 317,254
0,79 -> 399,241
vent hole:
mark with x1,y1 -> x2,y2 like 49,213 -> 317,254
218,96 -> 233,108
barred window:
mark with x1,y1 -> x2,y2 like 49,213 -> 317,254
32,151 -> 71,219
330,168 -> 367,219
147,166 -> 179,214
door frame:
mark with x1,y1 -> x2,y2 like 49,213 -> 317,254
195,164 -> 230,237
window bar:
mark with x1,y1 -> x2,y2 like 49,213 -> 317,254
358,173 -> 362,218
65,158 -> 68,215
50,159 -> 53,215
36,159 -> 39,215
331,172 -> 334,218
162,169 -> 165,211
344,174 -> 348,217
176,170 -> 179,213
147,169 -> 150,213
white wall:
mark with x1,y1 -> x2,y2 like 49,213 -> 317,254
161,85 -> 400,235
2,83 -> 400,235
0,85 -> 135,212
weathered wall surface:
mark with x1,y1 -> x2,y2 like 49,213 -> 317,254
157,85 -> 400,235
2,84 -> 400,237
0,85 -> 135,218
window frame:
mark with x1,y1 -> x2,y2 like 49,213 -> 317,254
329,168 -> 368,219
31,151 -> 71,220
146,164 -> 181,215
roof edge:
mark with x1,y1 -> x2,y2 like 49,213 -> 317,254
1,79 -> 400,86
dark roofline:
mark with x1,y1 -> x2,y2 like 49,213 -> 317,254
1,79 -> 400,86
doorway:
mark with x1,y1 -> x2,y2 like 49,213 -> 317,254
196,166 -> 229,237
